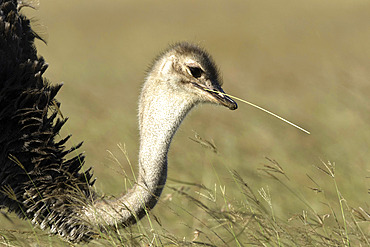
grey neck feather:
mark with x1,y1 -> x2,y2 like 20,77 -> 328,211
83,68 -> 197,226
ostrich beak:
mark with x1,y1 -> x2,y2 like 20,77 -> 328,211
192,82 -> 238,110
208,86 -> 238,110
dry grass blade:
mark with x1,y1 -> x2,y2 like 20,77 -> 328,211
306,174 -> 323,193
259,157 -> 290,181
189,131 -> 218,154
205,89 -> 311,135
0,185 -> 17,202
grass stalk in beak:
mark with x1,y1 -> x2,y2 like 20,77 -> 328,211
205,89 -> 310,135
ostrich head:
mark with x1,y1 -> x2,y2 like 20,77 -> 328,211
142,42 -> 238,112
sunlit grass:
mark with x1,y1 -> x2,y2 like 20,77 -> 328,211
1,141 -> 368,246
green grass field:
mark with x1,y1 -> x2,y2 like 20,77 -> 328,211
1,0 -> 369,246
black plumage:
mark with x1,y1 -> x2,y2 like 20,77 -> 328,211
0,0 -> 96,242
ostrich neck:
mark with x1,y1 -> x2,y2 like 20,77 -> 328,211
136,86 -> 194,211
84,80 -> 195,226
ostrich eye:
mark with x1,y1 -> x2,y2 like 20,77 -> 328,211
188,66 -> 203,78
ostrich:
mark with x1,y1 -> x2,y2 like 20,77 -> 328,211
0,0 -> 237,242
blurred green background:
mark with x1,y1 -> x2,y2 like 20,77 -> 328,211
5,0 -> 369,240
